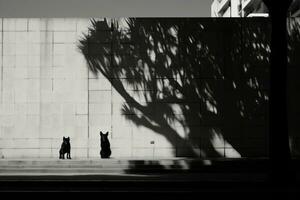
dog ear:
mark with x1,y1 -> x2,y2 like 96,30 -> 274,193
100,131 -> 103,135
63,137 -> 65,139
106,132 -> 109,135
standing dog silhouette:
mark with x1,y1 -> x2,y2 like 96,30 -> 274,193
59,137 -> 71,159
100,131 -> 111,158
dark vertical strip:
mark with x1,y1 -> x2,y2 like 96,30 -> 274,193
240,18 -> 244,153
265,0 -> 292,184
27,18 -> 29,32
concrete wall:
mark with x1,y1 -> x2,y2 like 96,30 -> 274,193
0,18 -> 269,159
0,18 -> 175,158
0,18 -> 90,158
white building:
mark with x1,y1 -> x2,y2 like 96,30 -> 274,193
211,0 -> 269,17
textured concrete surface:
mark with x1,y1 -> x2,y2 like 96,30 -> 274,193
0,157 -> 269,176
0,158 -> 298,194
0,18 -> 269,158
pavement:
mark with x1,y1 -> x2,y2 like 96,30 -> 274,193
0,157 -> 299,193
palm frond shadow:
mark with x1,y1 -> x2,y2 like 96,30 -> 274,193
78,18 -> 272,167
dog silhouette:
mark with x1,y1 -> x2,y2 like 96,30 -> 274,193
100,131 -> 111,158
59,137 -> 71,159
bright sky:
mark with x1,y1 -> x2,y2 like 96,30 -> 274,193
198,0 -> 214,17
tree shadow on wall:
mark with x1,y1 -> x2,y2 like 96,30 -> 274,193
288,18 -> 300,158
78,18 -> 271,165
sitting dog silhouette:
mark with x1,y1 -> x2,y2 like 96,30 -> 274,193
100,131 -> 111,158
59,137 -> 71,159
